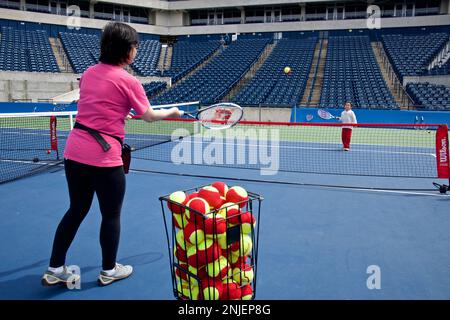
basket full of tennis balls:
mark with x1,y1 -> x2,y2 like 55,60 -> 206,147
159,182 -> 263,300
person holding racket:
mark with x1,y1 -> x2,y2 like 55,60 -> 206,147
336,101 -> 357,151
42,22 -> 182,287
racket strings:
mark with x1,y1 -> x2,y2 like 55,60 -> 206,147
198,105 -> 242,129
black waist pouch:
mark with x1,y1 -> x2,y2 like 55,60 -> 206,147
74,122 -> 131,174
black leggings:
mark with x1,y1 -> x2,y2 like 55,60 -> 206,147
49,159 -> 126,270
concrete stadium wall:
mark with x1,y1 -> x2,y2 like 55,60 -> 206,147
0,71 -> 171,102
291,107 -> 450,126
0,72 -> 79,102
243,107 -> 292,122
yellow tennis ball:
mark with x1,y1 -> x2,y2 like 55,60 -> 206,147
232,264 -> 254,285
284,66 -> 291,74
230,234 -> 253,257
177,281 -> 200,300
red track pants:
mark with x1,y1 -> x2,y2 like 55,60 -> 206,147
341,128 -> 353,149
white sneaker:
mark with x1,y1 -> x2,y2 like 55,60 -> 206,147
98,263 -> 133,286
343,148 -> 350,151
42,266 -> 80,286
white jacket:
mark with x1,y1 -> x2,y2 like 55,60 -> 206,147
340,110 -> 357,129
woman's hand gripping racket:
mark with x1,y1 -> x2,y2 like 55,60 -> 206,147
180,102 -> 243,130
317,109 -> 338,120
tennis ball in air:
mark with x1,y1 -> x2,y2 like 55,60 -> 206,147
198,186 -> 222,209
211,181 -> 229,197
221,280 -> 242,300
187,239 -> 222,268
284,66 -> 291,74
205,255 -> 229,279
202,279 -> 224,300
183,222 -> 205,245
167,191 -> 189,214
230,234 -> 253,257
204,213 -> 227,238
177,281 -> 200,300
185,197 -> 210,224
226,186 -> 248,208
232,263 -> 254,285
241,284 -> 253,300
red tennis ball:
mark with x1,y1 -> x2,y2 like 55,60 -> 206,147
218,202 -> 240,224
228,211 -> 256,234
183,222 -> 205,245
187,239 -> 221,268
174,245 -> 188,263
167,191 -> 189,214
201,278 -> 224,300
198,186 -> 222,209
205,255 -> 229,279
221,280 -> 242,300
241,284 -> 253,300
204,213 -> 226,237
226,186 -> 248,208
189,191 -> 199,199
211,181 -> 229,197
185,197 -> 210,224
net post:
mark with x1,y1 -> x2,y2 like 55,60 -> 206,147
435,124 -> 450,183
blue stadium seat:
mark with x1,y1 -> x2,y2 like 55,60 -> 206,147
406,82 -> 450,111
152,39 -> 269,105
382,32 -> 448,80
232,38 -> 317,107
0,27 -> 59,73
319,35 -> 397,110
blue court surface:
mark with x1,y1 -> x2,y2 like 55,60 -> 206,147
0,157 -> 450,300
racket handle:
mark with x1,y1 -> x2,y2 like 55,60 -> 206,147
179,110 -> 185,116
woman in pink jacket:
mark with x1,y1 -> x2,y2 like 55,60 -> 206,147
42,22 -> 181,287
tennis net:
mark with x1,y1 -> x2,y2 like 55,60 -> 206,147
1,110 -> 449,184
0,111 -> 75,184
126,119 -> 449,180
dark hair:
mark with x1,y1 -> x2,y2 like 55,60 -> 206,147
344,101 -> 352,106
99,22 -> 139,65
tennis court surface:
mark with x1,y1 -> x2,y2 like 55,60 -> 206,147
1,111 -> 450,299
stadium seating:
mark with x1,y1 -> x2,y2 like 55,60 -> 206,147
143,81 -> 167,98
382,33 -> 449,80
232,38 -> 317,107
0,27 -> 59,73
406,82 -> 450,111
59,32 -> 100,74
163,41 -> 221,82
151,39 -> 269,105
428,56 -> 450,76
320,35 -> 397,109
131,40 -> 161,76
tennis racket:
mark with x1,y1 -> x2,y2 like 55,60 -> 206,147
180,102 -> 243,130
317,109 -> 337,120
